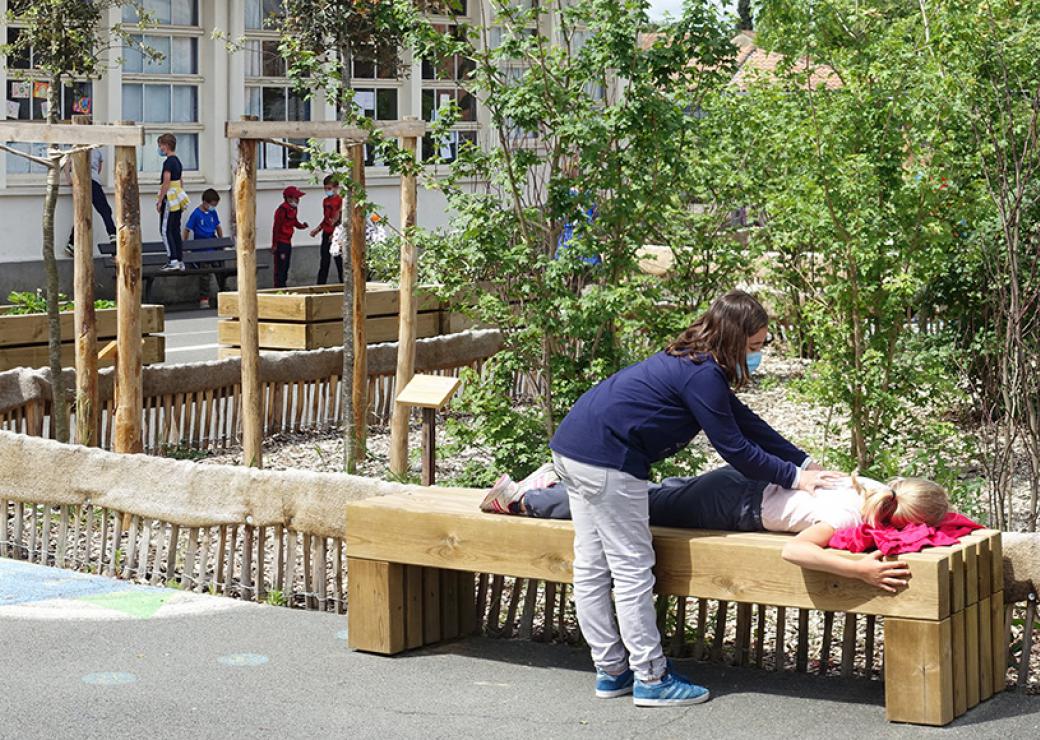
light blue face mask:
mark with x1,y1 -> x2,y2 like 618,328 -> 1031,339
325,189 -> 335,197
746,351 -> 763,374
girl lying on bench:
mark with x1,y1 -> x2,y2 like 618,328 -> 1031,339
482,464 -> 978,593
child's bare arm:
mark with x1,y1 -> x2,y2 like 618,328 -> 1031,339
781,523 -> 911,592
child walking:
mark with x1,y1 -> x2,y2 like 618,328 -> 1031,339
548,290 -> 841,706
310,175 -> 343,284
271,186 -> 308,288
156,133 -> 190,272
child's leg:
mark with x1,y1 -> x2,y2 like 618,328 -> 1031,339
317,232 -> 331,284
523,485 -> 571,519
166,209 -> 183,263
334,254 -> 343,283
554,453 -> 629,677
159,201 -> 173,262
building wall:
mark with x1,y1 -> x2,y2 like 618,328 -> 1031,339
0,0 -> 488,302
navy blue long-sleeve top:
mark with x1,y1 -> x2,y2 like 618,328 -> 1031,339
549,351 -> 808,486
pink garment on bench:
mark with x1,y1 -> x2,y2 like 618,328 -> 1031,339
828,512 -> 983,556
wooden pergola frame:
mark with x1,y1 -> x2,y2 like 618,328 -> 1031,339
0,120 -> 146,452
224,117 -> 426,472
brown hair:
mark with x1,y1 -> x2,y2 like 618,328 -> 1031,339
853,473 -> 950,528
666,290 -> 769,389
157,133 -> 177,151
201,188 -> 220,204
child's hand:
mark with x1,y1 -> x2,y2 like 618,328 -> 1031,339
855,552 -> 910,592
309,227 -> 319,237
301,222 -> 309,229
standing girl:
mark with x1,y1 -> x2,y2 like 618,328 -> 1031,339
549,290 -> 841,706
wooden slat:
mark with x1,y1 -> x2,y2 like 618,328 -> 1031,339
952,609 -> 967,717
405,565 -> 424,650
774,606 -> 786,671
423,567 -> 442,644
884,616 -> 954,726
991,592 -> 1005,694
284,529 -> 297,599
441,569 -> 460,640
346,558 -> 406,654
980,595 -> 994,700
458,572 -> 477,636
963,535 -> 979,605
345,494 -> 952,620
819,611 -> 834,675
840,613 -> 856,677
966,603 -> 980,708
796,609 -> 809,672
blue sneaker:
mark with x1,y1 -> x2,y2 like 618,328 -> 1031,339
633,668 -> 710,707
595,667 -> 635,698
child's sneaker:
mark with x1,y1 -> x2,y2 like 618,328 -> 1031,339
633,668 -> 710,707
160,261 -> 180,271
515,462 -> 559,495
595,667 -> 634,698
479,474 -> 522,514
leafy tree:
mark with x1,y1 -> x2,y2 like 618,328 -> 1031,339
414,0 -> 739,484
2,1 -> 148,442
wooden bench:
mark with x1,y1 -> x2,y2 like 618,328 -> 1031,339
344,487 -> 1005,726
98,237 -> 267,304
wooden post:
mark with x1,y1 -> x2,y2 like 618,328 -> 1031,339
389,124 -> 419,476
234,117 -> 262,468
421,407 -> 436,486
113,122 -> 142,454
71,115 -> 98,446
350,144 -> 367,460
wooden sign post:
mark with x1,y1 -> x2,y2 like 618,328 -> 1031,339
395,373 -> 461,485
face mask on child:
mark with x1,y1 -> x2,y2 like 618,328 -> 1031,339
325,189 -> 335,198
746,351 -> 763,374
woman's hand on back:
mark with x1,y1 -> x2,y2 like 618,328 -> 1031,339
854,551 -> 911,592
796,468 -> 843,494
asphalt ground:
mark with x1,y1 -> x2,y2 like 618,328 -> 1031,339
2,559 -> 1038,740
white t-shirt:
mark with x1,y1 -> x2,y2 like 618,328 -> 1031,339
760,475 -> 886,533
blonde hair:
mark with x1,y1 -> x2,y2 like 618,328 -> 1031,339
853,473 -> 950,528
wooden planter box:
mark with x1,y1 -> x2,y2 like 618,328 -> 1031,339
0,305 -> 166,371
216,282 -> 472,356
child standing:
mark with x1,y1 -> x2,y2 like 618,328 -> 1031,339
310,175 -> 343,284
272,186 -> 309,288
183,189 -> 224,308
156,133 -> 190,272
549,290 -> 840,706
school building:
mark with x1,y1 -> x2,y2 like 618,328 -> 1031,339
0,0 -> 530,303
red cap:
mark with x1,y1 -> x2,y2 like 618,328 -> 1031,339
282,186 -> 306,199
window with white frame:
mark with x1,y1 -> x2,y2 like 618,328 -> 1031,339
420,22 -> 477,163
4,27 -> 94,174
121,0 -> 203,172
347,39 -> 404,166
243,0 -> 311,170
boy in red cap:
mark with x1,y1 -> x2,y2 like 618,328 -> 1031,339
271,185 -> 309,288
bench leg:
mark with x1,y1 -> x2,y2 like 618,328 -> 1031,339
884,616 -> 954,725
347,559 -> 477,655
347,558 -> 406,654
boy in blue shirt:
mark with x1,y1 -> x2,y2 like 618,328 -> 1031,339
183,188 -> 224,308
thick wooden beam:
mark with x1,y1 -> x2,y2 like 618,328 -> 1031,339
113,129 -> 143,454
234,125 -> 262,468
71,115 -> 98,446
225,119 -> 426,141
345,488 -> 954,621
389,128 -> 420,476
0,121 -> 144,146
884,616 -> 954,725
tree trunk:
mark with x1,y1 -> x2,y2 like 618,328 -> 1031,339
43,74 -> 69,442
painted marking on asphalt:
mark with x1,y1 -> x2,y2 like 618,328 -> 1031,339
218,653 -> 269,667
82,672 -> 138,686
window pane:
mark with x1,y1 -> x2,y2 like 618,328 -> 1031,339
123,37 -> 144,73
376,89 -> 398,120
261,40 -> 284,77
286,89 -> 309,121
122,84 -> 144,122
421,90 -> 435,121
245,87 -> 262,118
171,37 -> 197,74
144,0 -> 172,25
458,90 -> 476,121
139,142 -> 165,172
6,29 -> 30,70
177,134 -> 198,169
353,53 -> 375,80
123,5 -> 140,23
263,141 -> 284,169
140,133 -> 197,172
171,86 -> 197,122
262,86 -> 286,121
64,82 -> 93,119
244,41 -> 262,77
247,0 -> 283,30
143,35 -> 172,74
354,88 -> 375,118
287,138 -> 309,169
144,84 -> 171,122
5,142 -> 31,174
6,82 -> 31,120
171,0 -> 198,26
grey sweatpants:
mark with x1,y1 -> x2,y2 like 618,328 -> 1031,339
552,452 -> 667,682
